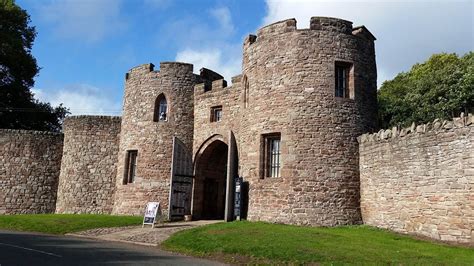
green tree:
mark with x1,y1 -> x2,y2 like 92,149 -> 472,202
378,52 -> 474,129
0,0 -> 68,132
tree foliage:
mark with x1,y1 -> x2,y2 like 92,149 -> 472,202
0,0 -> 68,132
378,52 -> 474,129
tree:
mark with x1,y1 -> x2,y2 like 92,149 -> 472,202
378,52 -> 474,129
0,0 -> 68,132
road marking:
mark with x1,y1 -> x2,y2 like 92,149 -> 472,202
0,242 -> 62,258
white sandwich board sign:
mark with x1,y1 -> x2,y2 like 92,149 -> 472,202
143,202 -> 160,228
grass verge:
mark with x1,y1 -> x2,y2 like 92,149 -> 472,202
162,221 -> 474,265
0,214 -> 142,234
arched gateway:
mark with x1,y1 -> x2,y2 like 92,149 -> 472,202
192,139 -> 228,219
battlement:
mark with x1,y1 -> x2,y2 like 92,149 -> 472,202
195,78 -> 228,94
246,16 -> 375,46
231,74 -> 242,84
160,61 -> 193,74
128,63 -> 155,74
256,18 -> 297,38
126,62 -> 194,80
352,26 -> 376,41
358,113 -> 474,144
194,67 -> 227,92
310,17 -> 352,34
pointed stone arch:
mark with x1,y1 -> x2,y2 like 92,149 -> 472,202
153,93 -> 168,122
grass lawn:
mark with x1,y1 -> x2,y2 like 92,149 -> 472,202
162,221 -> 474,265
0,214 -> 142,235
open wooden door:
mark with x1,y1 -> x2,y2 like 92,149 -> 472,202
168,137 -> 193,220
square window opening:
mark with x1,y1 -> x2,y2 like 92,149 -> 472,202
210,106 -> 223,122
335,62 -> 354,99
123,150 -> 137,184
261,133 -> 281,178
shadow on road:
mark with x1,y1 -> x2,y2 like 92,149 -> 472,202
0,230 -> 219,266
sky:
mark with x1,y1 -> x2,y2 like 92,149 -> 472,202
17,0 -> 474,116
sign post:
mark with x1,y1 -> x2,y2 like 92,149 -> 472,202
143,202 -> 160,228
234,177 -> 243,221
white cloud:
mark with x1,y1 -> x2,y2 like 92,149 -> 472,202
176,46 -> 241,82
170,6 -> 242,81
38,0 -> 126,43
210,7 -> 235,36
263,0 -> 474,86
33,84 -> 122,116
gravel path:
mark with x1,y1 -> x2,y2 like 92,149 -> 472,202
69,220 -> 221,246
73,226 -> 139,236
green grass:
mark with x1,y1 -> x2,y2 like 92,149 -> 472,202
0,214 -> 142,234
162,221 -> 474,265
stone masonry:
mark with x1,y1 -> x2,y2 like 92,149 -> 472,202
112,63 -> 221,216
239,17 -> 377,225
0,129 -> 63,214
0,16 -> 471,245
55,116 -> 121,214
359,114 -> 474,244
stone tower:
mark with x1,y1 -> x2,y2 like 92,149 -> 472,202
112,63 -> 223,217
112,62 -> 197,216
56,116 -> 121,214
239,17 -> 377,225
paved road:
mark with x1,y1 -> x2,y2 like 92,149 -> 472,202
0,230 -> 223,266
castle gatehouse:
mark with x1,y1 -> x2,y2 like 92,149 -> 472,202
1,17 -> 472,244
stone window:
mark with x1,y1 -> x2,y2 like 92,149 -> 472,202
124,150 -> 137,184
153,94 -> 168,122
261,133 -> 281,178
335,62 -> 354,99
210,106 -> 223,122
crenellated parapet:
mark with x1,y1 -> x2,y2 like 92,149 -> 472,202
245,17 -> 375,48
195,79 -> 228,94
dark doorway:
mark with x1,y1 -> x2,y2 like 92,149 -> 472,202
193,140 -> 228,220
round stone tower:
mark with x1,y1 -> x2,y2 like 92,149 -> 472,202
240,17 -> 377,226
56,115 -> 121,214
112,62 -> 196,216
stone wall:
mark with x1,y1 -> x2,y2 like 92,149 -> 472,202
240,17 -> 377,226
192,76 -> 242,219
193,76 -> 242,155
359,114 -> 474,244
55,116 -> 121,214
112,63 -> 198,216
0,129 -> 63,214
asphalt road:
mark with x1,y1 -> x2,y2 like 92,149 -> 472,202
0,230 -> 223,266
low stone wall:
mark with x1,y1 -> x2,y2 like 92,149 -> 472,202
359,114 -> 473,244
0,129 -> 63,214
55,116 -> 121,214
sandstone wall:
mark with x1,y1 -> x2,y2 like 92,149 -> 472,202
240,17 -> 377,226
192,76 -> 242,219
359,114 -> 474,244
112,63 -> 197,216
0,129 -> 63,214
193,76 -> 242,153
55,116 -> 121,214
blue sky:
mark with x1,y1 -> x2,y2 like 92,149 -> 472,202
17,0 -> 473,115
